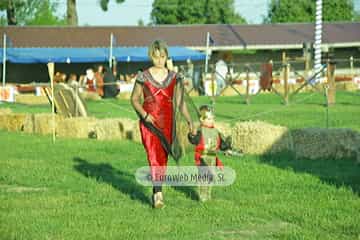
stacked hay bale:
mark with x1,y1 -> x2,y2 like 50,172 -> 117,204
188,90 -> 199,97
32,113 -> 64,135
112,118 -> 142,143
15,94 -> 48,105
336,82 -> 358,91
292,128 -> 360,162
23,113 -> 35,133
220,85 -> 245,96
92,118 -> 125,140
56,117 -> 97,139
216,122 -> 232,139
231,121 -> 293,154
80,92 -> 101,101
116,92 -> 132,100
0,113 -> 30,131
0,108 -> 12,115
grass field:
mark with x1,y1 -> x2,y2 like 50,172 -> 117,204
1,91 -> 360,239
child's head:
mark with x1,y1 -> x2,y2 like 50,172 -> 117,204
148,40 -> 168,68
199,105 -> 215,127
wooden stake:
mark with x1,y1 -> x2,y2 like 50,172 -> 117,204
327,60 -> 336,105
47,62 -> 56,143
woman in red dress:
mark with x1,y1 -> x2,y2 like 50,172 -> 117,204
131,40 -> 194,208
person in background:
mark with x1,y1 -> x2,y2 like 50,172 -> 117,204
95,65 -> 105,97
84,68 -> 96,93
67,73 -> 78,89
215,58 -> 228,95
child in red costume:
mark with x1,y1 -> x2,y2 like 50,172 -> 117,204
188,105 -> 232,202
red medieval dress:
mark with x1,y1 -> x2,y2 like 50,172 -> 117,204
137,69 -> 180,182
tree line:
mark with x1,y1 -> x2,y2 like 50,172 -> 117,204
0,0 -> 358,26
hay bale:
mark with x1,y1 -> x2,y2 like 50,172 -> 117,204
215,121 -> 232,138
0,113 -> 29,131
80,92 -> 101,101
23,114 -> 35,133
0,108 -> 12,115
175,119 -> 191,154
92,118 -> 125,140
220,85 -> 245,96
15,94 -> 48,105
292,128 -> 360,161
131,121 -> 142,143
188,90 -> 199,97
231,121 -> 293,154
344,82 -> 358,91
116,92 -> 132,100
33,113 -> 64,135
115,118 -> 141,142
56,117 -> 97,139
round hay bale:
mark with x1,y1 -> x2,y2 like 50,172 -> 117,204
0,113 -> 28,131
0,108 -> 12,115
92,118 -> 125,140
56,117 -> 97,139
231,121 -> 293,154
292,128 -> 360,161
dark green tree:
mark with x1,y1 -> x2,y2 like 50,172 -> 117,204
99,0 -> 126,11
265,0 -> 355,23
151,0 -> 246,24
0,0 -> 66,26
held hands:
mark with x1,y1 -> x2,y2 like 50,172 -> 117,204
188,122 -> 197,135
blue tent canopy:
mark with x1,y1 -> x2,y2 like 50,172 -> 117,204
3,46 -> 205,64
6,48 -> 109,63
114,47 -> 206,62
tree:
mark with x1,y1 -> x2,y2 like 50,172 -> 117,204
0,0 -> 25,25
265,0 -> 355,23
137,19 -> 145,26
99,0 -> 125,11
0,0 -> 66,26
151,0 -> 246,24
67,0 -> 77,26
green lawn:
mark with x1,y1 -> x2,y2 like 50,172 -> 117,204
0,91 -> 360,239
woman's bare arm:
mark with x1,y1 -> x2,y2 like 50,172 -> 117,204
175,83 -> 194,132
130,83 -> 146,118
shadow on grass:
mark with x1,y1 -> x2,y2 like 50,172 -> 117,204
259,151 -> 360,195
172,185 -> 199,201
73,157 -> 151,205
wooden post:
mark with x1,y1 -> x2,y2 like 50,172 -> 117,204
284,63 -> 289,105
304,50 -> 310,80
327,60 -> 336,105
350,56 -> 354,80
245,66 -> 250,104
47,62 -> 56,143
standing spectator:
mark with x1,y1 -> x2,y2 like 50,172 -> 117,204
95,65 -> 105,97
215,58 -> 228,95
84,68 -> 96,93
